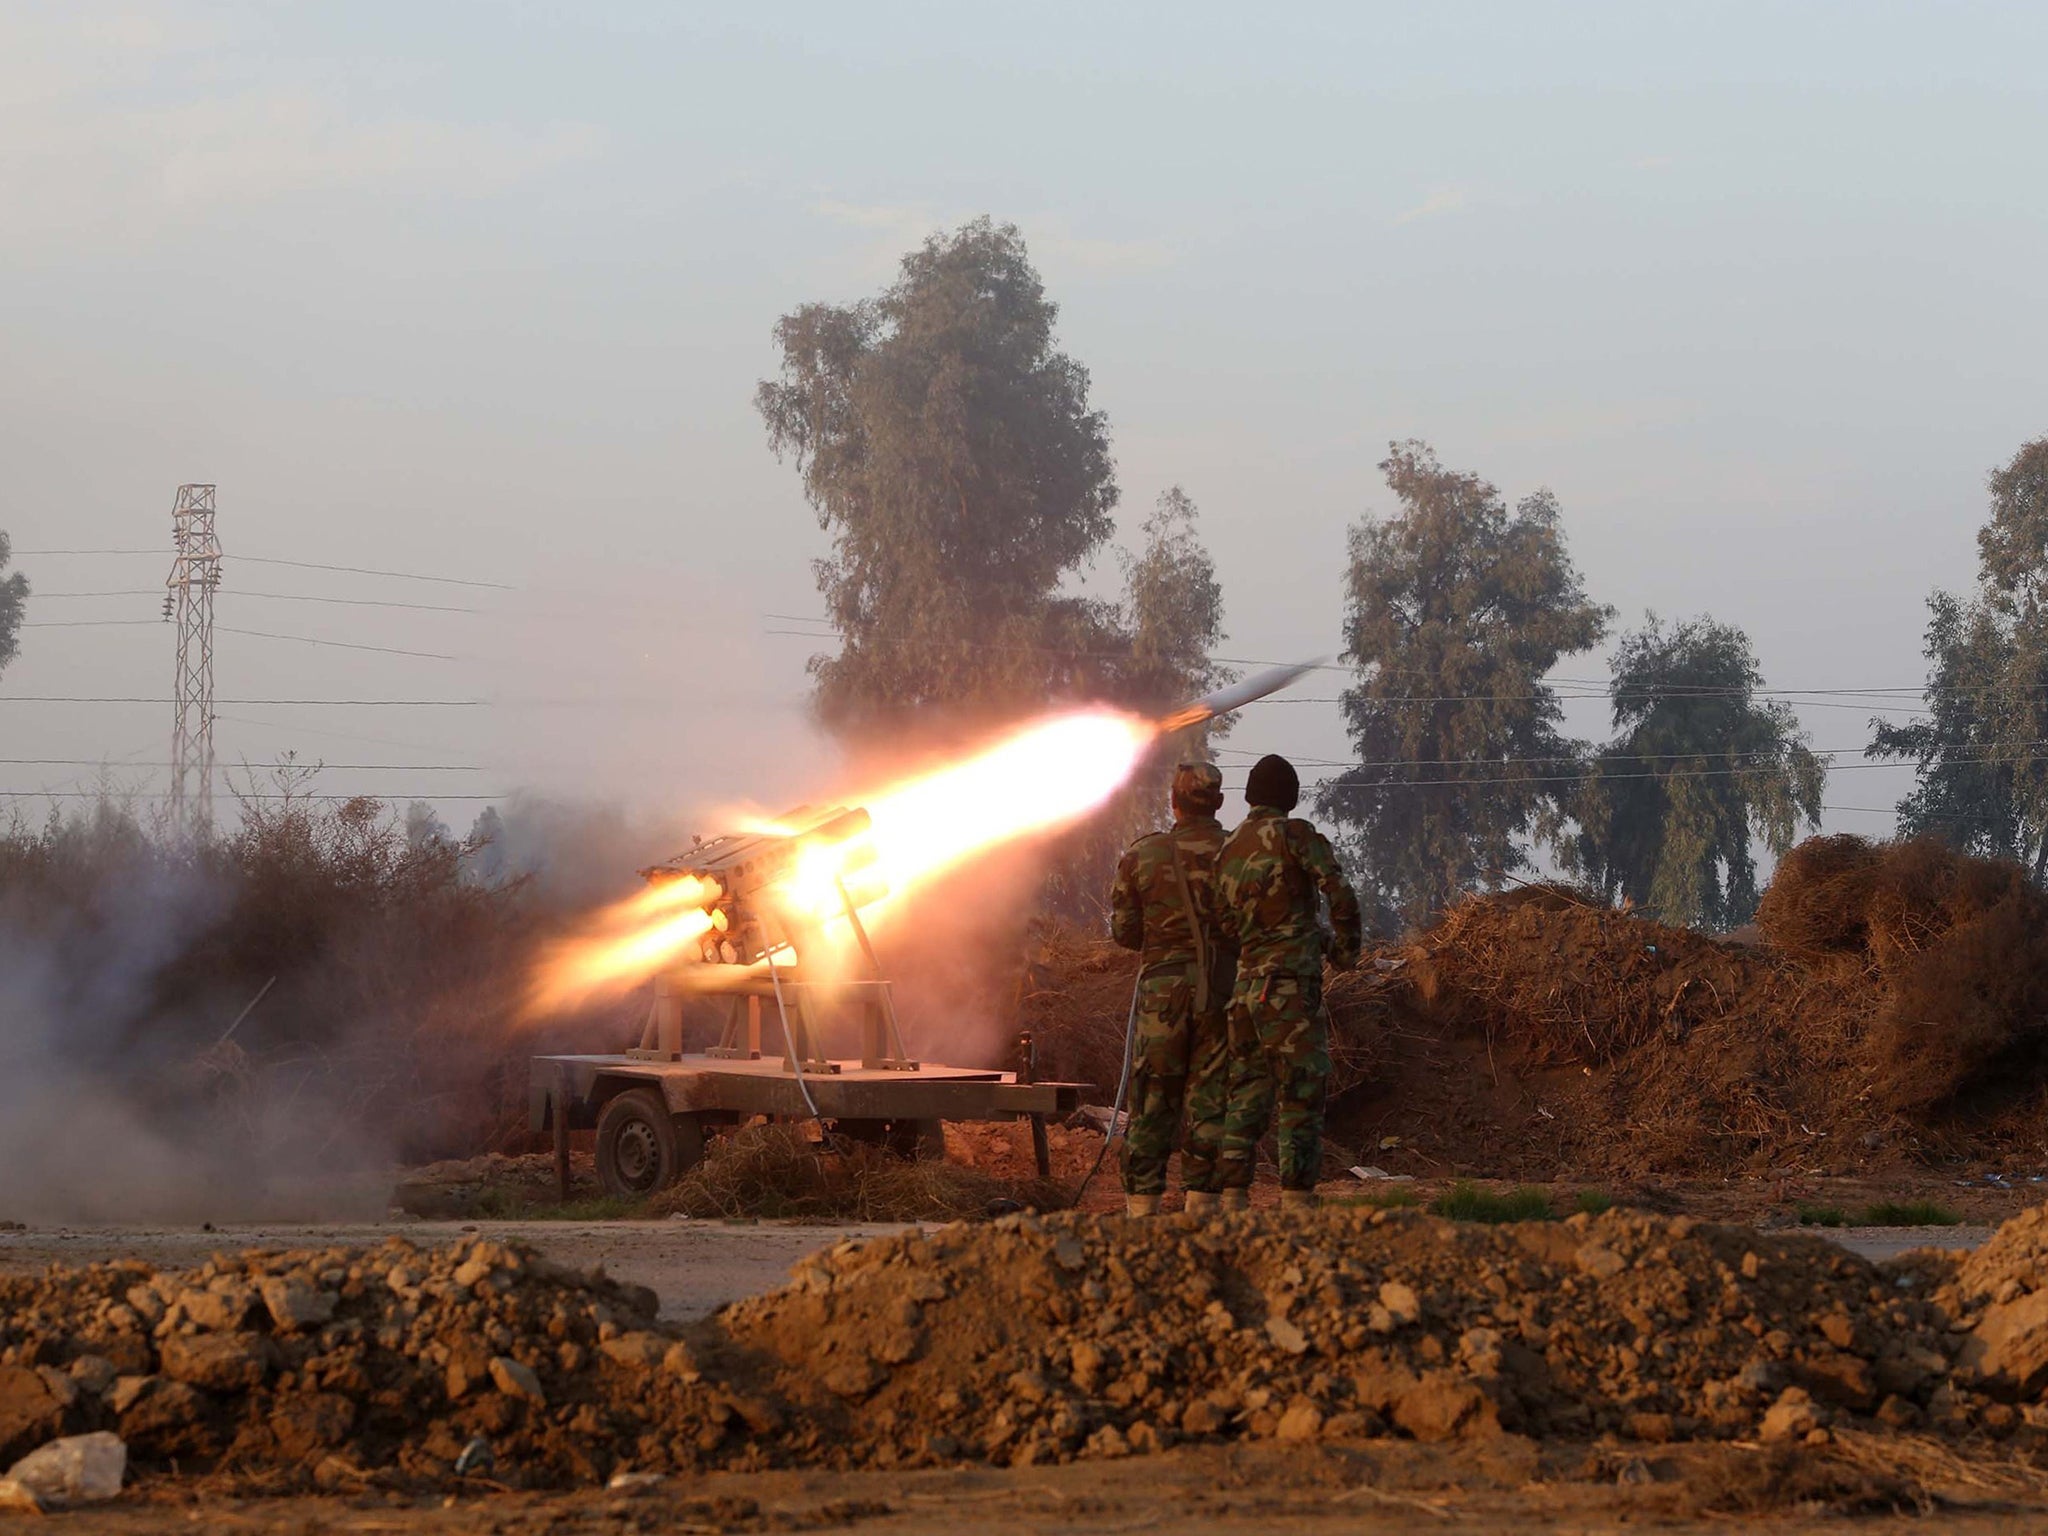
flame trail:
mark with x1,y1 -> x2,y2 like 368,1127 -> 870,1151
527,708 -> 1153,1013
526,874 -> 720,1014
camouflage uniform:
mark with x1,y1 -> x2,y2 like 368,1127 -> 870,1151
1108,764 -> 1240,1197
1214,807 -> 1364,1192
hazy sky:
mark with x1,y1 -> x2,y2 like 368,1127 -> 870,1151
3,2 -> 2046,847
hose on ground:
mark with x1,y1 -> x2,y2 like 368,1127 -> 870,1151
1071,970 -> 1140,1207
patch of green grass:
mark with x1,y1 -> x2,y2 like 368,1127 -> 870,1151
1331,1186 -> 1424,1210
1573,1189 -> 1614,1216
1796,1203 -> 1850,1227
517,1194 -> 649,1221
1430,1181 -> 1554,1223
1857,1200 -> 1962,1228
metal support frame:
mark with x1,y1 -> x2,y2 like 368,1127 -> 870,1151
163,484 -> 220,840
626,879 -> 923,1075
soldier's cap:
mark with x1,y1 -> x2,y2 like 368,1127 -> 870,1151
1171,760 -> 1224,811
1245,753 -> 1300,812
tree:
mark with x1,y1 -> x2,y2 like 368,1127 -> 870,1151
463,805 -> 508,885
0,532 -> 27,676
1046,487 -> 1232,916
756,217 -> 1122,736
1120,487 -> 1228,716
1567,615 -> 1824,929
1317,442 -> 1609,931
404,801 -> 451,854
1870,437 -> 2048,873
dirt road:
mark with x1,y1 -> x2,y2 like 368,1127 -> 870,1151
37,1438 -> 2048,1533
0,1216 -> 914,1321
0,1215 -> 1985,1321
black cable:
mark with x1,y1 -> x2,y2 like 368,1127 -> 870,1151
0,696 -> 484,705
215,626 -> 463,661
0,790 -> 506,800
0,758 -> 483,769
232,555 -> 513,590
12,548 -> 513,590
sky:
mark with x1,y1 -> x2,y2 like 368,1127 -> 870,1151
2,1 -> 2046,854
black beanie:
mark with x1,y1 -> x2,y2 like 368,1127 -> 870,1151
1245,754 -> 1300,812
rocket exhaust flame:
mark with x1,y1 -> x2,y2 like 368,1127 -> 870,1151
526,875 -> 721,1014
525,663 -> 1319,1017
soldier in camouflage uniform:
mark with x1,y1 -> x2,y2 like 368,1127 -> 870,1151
1215,754 -> 1363,1212
1108,761 -> 1240,1217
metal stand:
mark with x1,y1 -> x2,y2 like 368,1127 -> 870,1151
635,890 -> 919,1074
553,1060 -> 573,1202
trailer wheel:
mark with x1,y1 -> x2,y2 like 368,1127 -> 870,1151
595,1088 -> 701,1196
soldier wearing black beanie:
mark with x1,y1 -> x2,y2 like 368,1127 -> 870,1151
1243,753 -> 1300,813
1212,753 -> 1363,1211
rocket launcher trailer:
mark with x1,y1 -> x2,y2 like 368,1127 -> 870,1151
530,804 -> 1084,1200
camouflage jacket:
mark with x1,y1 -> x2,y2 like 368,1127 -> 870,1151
1215,807 -> 1364,977
1109,815 -> 1239,982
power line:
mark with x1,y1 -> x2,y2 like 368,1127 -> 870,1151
11,548 -> 513,590
767,615 -> 2048,709
1255,695 -> 1939,715
228,590 -> 481,613
215,626 -> 463,661
0,695 -> 485,705
20,620 -> 160,628
0,794 -> 509,806
765,628 -> 1957,712
214,712 -> 473,755
232,555 -> 513,590
1215,741 -> 1854,769
1220,755 -> 2005,792
30,589 -> 482,614
0,758 -> 483,770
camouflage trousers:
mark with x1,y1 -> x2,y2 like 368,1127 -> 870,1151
1119,964 -> 1236,1196
1218,969 -> 1330,1193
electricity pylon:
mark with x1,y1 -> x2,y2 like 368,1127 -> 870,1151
164,484 -> 220,838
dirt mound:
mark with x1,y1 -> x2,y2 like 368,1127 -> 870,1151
1756,835 -> 2048,1113
1022,926 -> 1139,1095
0,1234 -> 720,1489
17,1204 -> 2048,1493
719,1204 -> 1981,1464
1300,895 -> 1880,1180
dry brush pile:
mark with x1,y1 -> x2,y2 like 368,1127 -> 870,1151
1754,834 -> 2048,1115
651,1124 -> 1066,1223
15,1204 -> 2048,1495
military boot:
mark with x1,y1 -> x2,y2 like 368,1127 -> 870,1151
1125,1193 -> 1161,1217
1279,1189 -> 1320,1214
1218,1188 -> 1250,1213
1182,1190 -> 1220,1216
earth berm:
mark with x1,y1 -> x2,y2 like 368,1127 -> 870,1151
11,1201 -> 2048,1501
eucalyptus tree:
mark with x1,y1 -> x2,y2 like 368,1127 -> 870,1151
1318,442 -> 1609,930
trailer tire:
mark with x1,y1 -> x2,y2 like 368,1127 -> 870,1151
596,1088 -> 699,1196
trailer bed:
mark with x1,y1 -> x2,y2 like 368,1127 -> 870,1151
532,1051 -> 1084,1128
531,1049 -> 1089,1197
